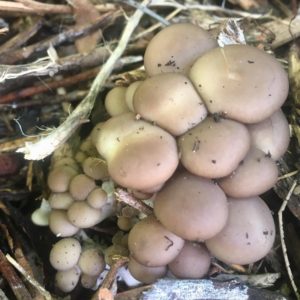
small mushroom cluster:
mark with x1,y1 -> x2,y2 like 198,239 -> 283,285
46,143 -> 115,237
49,238 -> 105,292
91,23 -> 290,283
41,142 -> 117,291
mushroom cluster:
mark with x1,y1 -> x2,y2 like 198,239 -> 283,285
92,23 -> 290,283
42,22 -> 290,291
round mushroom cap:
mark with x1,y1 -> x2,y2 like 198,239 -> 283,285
128,215 -> 184,267
82,157 -> 109,180
81,274 -> 98,289
154,172 -> 228,241
86,188 -> 107,209
128,256 -> 167,284
48,192 -> 74,210
49,238 -> 81,271
104,244 -> 129,266
47,166 -> 78,193
52,157 -> 80,172
67,201 -> 104,228
49,210 -> 79,237
108,131 -> 178,190
218,147 -> 278,198
117,216 -> 135,231
75,151 -> 88,164
205,196 -> 275,265
168,242 -> 211,279
69,174 -> 96,201
178,117 -> 250,178
55,266 -> 81,293
78,248 -> 105,276
104,86 -> 130,117
125,81 -> 143,112
248,109 -> 290,160
144,23 -> 217,76
189,44 -> 289,123
133,73 -> 207,136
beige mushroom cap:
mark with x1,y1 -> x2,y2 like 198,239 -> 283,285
144,23 -> 217,76
69,174 -> 96,201
67,201 -> 104,228
86,187 -> 108,209
168,242 -> 211,279
49,210 -> 79,237
178,117 -> 250,178
78,248 -> 105,276
125,81 -> 142,112
128,215 -> 184,267
49,238 -> 81,271
248,109 -> 290,160
189,44 -> 289,123
94,113 -> 178,190
205,196 -> 275,265
128,256 -> 167,284
154,171 -> 228,241
55,266 -> 81,293
82,157 -> 109,180
218,147 -> 278,198
47,166 -> 78,193
48,192 -> 74,210
104,86 -> 130,117
133,73 -> 207,136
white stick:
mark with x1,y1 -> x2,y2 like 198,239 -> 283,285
278,180 -> 300,300
17,0 -> 149,160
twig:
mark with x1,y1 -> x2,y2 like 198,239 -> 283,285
0,11 -> 115,64
115,188 -> 153,216
6,254 -> 52,300
124,0 -> 170,26
17,1 -> 149,160
0,250 -> 31,300
150,0 -> 277,20
93,256 -> 129,300
278,180 -> 300,300
0,0 -> 72,15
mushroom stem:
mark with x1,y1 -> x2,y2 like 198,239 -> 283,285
115,188 -> 153,216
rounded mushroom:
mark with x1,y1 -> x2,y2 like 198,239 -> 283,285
82,157 -> 109,180
86,187 -> 108,209
144,23 -> 217,76
69,174 -> 96,201
55,266 -> 81,293
248,109 -> 290,160
78,247 -> 105,276
67,201 -> 104,228
81,274 -> 98,289
178,117 -> 250,178
48,192 -> 74,210
47,166 -> 78,193
49,238 -> 81,271
133,73 -> 207,136
49,210 -> 79,237
94,113 -> 178,190
154,171 -> 228,241
168,242 -> 211,279
128,215 -> 184,267
218,147 -> 278,198
189,44 -> 289,123
128,256 -> 167,284
104,86 -> 130,117
205,196 -> 275,265
125,81 -> 143,111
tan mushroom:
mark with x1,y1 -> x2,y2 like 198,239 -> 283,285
144,23 -> 217,75
189,44 -> 289,123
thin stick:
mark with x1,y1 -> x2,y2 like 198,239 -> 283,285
17,1 -> 149,161
93,256 -> 129,300
6,254 -> 52,300
115,188 -> 153,216
278,180 -> 300,300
